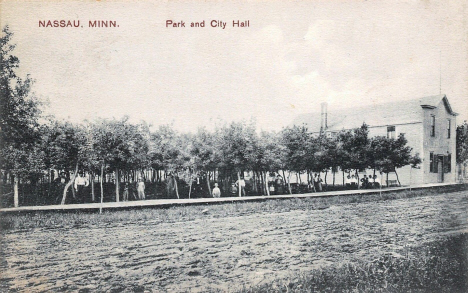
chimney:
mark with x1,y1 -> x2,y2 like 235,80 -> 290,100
320,102 -> 328,133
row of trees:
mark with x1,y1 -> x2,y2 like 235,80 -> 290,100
4,25 -> 468,207
2,112 -> 421,206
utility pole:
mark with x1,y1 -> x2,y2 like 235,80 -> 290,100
439,50 -> 442,95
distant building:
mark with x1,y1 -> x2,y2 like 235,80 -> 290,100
293,94 -> 458,185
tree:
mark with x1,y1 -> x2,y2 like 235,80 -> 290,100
0,26 -> 43,206
456,122 -> 468,181
322,135 -> 344,186
40,120 -> 89,204
188,127 -> 218,197
369,134 -> 420,186
314,135 -> 341,188
90,117 -> 149,202
250,131 -> 283,196
214,120 -> 257,197
150,124 -> 185,198
339,124 -> 370,188
280,125 -> 310,194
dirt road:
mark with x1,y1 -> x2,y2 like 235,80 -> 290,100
1,191 -> 467,292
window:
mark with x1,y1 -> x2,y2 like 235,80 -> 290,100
430,152 -> 434,173
429,152 -> 439,173
430,115 -> 435,137
387,125 -> 396,139
447,119 -> 451,138
326,132 -> 337,138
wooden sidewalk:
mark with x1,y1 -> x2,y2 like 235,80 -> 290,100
0,182 -> 461,213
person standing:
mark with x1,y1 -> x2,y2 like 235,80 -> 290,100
74,172 -> 89,203
314,174 -> 323,192
235,177 -> 246,197
136,178 -> 145,200
317,174 -> 323,192
275,174 -> 284,195
361,175 -> 369,189
122,183 -> 129,201
212,183 -> 221,198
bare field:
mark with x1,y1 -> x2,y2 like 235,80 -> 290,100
1,190 -> 468,292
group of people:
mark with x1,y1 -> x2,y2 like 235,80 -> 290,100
312,173 -> 323,191
345,174 -> 381,189
71,172 -> 147,202
121,179 -> 146,201
66,171 -> 382,203
229,175 -> 283,197
226,173 -> 326,197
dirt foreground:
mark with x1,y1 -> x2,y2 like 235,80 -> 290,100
1,191 -> 467,292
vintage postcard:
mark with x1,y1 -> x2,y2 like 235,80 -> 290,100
0,0 -> 467,292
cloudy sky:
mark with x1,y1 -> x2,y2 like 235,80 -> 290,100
1,0 -> 467,132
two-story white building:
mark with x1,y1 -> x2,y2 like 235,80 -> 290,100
293,94 -> 458,185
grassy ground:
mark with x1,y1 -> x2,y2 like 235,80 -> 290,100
237,233 -> 468,293
1,184 -> 465,231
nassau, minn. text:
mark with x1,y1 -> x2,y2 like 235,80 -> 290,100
38,20 -> 119,28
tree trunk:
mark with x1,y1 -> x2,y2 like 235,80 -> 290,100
48,170 -> 51,199
237,172 -> 242,197
252,172 -> 257,194
265,171 -> 270,196
100,163 -> 104,214
260,172 -> 263,195
394,168 -> 401,186
224,172 -> 230,197
206,175 -> 212,197
91,171 -> 95,202
333,170 -> 336,187
61,162 -> 78,205
324,170 -> 328,187
258,171 -> 266,195
282,170 -> 287,191
380,171 -> 383,196
355,170 -> 360,189
287,172 -> 292,194
373,168 -> 376,185
263,171 -> 267,195
13,175 -> 19,208
257,171 -> 262,195
71,171 -> 76,199
188,178 -> 193,199
115,168 -> 120,202
174,176 -> 179,199
386,172 -> 389,187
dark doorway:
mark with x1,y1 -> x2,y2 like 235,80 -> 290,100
437,155 -> 444,183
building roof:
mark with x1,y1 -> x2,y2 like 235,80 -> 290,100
292,94 -> 456,133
